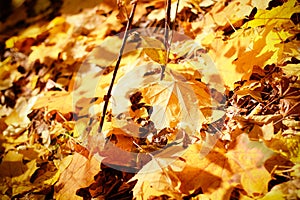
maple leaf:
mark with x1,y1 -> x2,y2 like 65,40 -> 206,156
54,153 -> 101,200
200,28 -> 256,89
180,134 -> 273,198
240,0 -> 300,65
112,61 -> 210,136
245,0 -> 299,28
131,134 -> 274,199
142,68 -> 207,132
129,142 -> 187,199
139,34 -> 167,65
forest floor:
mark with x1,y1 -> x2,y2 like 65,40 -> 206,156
0,0 -> 299,199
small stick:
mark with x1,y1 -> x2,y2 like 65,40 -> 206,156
164,0 -> 171,49
161,0 -> 172,80
98,1 -> 138,133
170,0 -> 180,45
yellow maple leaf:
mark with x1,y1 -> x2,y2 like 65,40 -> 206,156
244,0 -> 300,28
201,28 -> 256,89
241,167 -> 271,196
175,134 -> 272,198
112,61 -> 209,135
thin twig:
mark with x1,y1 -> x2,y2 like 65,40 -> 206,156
98,1 -> 138,133
170,0 -> 180,45
164,0 -> 171,49
164,0 -> 180,80
161,0 -> 172,80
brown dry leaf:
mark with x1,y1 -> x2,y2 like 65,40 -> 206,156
249,122 -> 274,141
100,130 -> 137,169
247,114 -> 283,125
234,80 -> 262,102
54,152 -> 101,200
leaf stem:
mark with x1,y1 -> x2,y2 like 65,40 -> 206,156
98,1 -> 138,133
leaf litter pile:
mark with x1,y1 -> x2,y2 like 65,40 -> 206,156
0,0 -> 300,199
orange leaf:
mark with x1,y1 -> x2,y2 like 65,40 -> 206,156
54,153 -> 101,200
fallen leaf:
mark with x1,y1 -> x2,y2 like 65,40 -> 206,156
142,69 -> 206,132
33,91 -> 73,114
179,134 -> 273,198
0,150 -> 39,197
54,153 -> 101,200
264,134 -> 300,163
241,167 -> 271,196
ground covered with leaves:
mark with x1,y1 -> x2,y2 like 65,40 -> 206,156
0,0 -> 299,199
